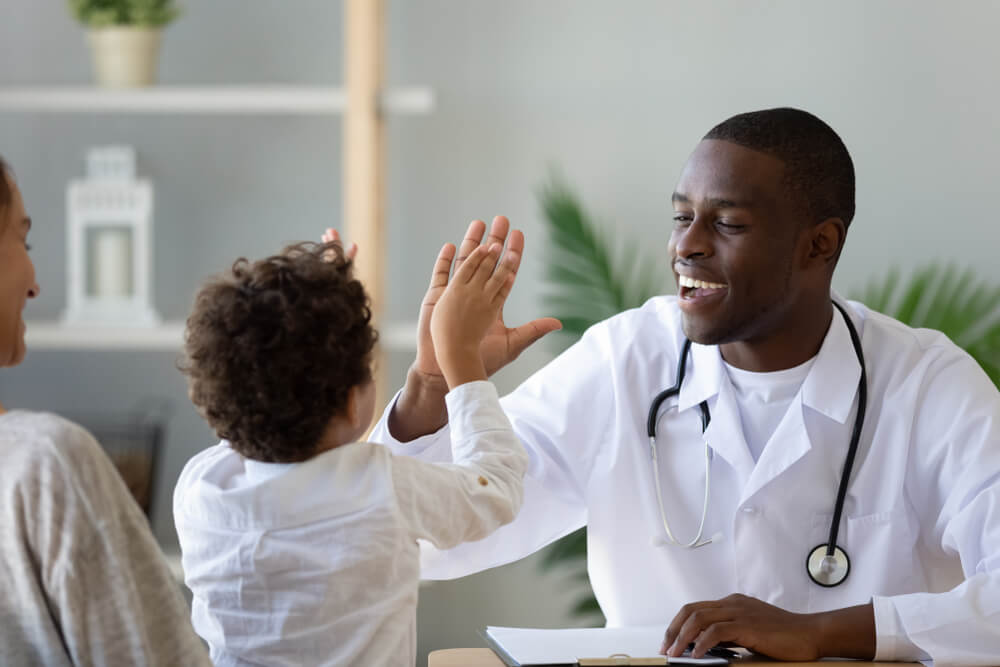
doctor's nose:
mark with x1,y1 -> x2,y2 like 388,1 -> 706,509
672,217 -> 714,260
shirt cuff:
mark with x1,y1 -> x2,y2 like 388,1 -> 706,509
444,381 -> 512,445
369,388 -> 449,456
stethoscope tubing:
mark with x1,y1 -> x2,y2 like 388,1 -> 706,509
646,301 -> 867,587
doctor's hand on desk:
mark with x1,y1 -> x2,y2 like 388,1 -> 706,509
661,594 -> 875,661
392,217 -> 562,441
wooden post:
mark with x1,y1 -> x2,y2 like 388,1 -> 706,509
344,0 -> 387,416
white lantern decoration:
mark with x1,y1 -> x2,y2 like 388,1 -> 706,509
63,146 -> 160,326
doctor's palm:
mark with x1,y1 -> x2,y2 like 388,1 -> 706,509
414,217 -> 562,382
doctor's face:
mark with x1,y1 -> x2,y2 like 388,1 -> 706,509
0,171 -> 40,368
669,140 -> 809,346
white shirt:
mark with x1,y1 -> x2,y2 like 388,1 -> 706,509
174,381 -> 527,667
370,295 -> 1000,666
725,357 -> 814,462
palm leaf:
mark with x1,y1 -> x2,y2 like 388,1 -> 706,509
539,176 -> 667,349
849,263 -> 1000,387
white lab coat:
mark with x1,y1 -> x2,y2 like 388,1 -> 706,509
371,295 -> 1000,666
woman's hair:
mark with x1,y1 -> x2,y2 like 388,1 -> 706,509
0,155 -> 12,226
180,241 -> 378,462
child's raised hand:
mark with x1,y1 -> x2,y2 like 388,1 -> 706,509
430,242 -> 517,388
320,228 -> 358,261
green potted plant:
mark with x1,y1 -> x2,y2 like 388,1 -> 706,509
68,0 -> 181,87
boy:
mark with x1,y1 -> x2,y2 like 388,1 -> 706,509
173,236 -> 529,666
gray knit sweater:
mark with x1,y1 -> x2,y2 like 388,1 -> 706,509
0,410 -> 209,666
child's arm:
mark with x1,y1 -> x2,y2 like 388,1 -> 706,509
389,241 -> 528,549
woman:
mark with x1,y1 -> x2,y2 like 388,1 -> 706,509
0,157 -> 209,666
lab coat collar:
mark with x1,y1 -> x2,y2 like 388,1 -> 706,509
676,339 -> 724,414
678,339 -> 757,479
801,294 -> 864,425
671,294 -> 865,487
676,294 -> 863,425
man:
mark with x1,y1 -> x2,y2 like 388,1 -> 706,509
371,108 -> 1000,664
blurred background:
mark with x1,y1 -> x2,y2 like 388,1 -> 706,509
1,1 -> 999,664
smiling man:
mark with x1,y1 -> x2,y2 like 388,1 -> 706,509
373,108 -> 1000,664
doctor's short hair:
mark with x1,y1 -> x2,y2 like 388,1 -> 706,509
704,107 -> 856,229
180,241 -> 378,463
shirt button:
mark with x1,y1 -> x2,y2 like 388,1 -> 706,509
741,506 -> 758,514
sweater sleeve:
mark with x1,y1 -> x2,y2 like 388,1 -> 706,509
22,415 -> 211,667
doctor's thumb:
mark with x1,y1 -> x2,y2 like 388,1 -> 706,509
508,317 -> 563,358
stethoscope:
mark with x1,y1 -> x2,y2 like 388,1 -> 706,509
646,301 -> 867,587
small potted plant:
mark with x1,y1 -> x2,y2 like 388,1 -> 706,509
68,0 -> 181,87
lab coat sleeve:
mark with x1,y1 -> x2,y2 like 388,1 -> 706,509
389,381 -> 529,549
875,352 -> 1000,666
369,326 -> 615,580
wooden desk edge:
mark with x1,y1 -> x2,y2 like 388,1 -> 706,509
428,648 -> 919,667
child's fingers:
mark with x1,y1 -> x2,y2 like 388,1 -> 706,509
485,247 -> 516,297
453,244 -> 493,284
470,243 -> 503,286
493,272 -> 516,305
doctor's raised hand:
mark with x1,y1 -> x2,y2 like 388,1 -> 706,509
391,217 -> 562,440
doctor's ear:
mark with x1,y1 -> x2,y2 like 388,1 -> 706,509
807,218 -> 846,267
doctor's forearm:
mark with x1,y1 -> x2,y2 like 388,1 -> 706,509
388,365 -> 451,442
813,602 -> 876,659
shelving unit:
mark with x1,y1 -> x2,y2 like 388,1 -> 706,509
2,0 -> 410,411
0,85 -> 434,115
24,320 -> 419,351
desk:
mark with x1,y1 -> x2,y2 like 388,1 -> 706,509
428,648 -> 915,666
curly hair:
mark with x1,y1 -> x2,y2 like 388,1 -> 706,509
180,241 -> 378,462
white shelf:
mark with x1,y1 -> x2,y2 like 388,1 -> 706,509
0,85 -> 434,115
25,320 -> 418,351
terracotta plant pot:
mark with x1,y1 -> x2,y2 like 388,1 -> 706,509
87,26 -> 162,88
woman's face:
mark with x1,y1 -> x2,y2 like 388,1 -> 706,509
0,172 -> 39,367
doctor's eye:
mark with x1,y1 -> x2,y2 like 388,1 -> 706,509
672,214 -> 693,226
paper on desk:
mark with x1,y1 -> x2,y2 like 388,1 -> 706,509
484,626 -> 729,665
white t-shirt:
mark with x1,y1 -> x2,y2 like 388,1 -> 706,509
173,381 -> 527,667
724,356 -> 815,463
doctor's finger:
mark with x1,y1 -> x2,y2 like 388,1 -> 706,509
454,219 -> 488,270
483,216 -> 511,255
690,621 -> 742,659
425,243 -> 457,295
664,607 -> 734,657
662,601 -> 720,653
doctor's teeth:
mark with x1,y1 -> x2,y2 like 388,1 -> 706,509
679,276 -> 726,289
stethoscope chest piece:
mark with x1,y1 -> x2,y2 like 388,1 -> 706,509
806,543 -> 850,587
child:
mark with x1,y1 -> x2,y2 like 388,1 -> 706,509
173,237 -> 528,666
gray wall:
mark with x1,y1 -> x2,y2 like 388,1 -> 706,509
3,1 -> 1000,663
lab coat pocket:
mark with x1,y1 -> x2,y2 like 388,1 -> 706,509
808,508 -> 918,611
